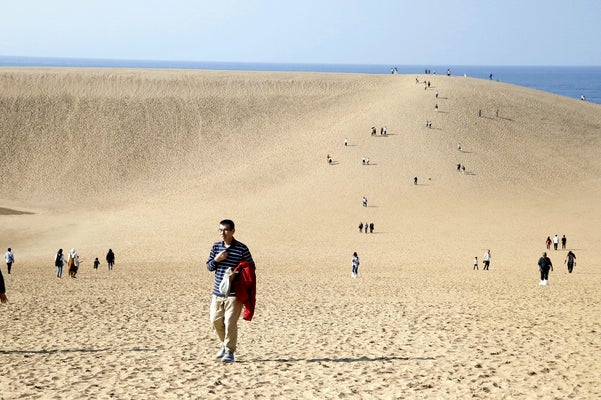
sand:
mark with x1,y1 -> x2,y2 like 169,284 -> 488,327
0,67 -> 600,399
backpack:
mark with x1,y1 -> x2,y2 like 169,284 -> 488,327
55,253 -> 61,266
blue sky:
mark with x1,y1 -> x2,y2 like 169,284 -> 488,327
1,0 -> 599,65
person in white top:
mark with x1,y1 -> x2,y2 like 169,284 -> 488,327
351,252 -> 360,278
483,250 -> 491,270
4,248 -> 15,274
553,235 -> 559,250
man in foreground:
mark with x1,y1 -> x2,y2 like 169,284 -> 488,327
206,219 -> 255,363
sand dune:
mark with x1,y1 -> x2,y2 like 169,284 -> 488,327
1,68 -> 600,398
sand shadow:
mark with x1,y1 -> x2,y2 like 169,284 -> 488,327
363,163 -> 378,166
499,117 -> 514,121
464,171 -> 477,176
251,355 -> 435,363
0,347 -> 156,355
436,111 -> 450,114
0,207 -> 34,215
328,161 -> 340,166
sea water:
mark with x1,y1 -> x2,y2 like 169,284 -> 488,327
1,56 -> 599,104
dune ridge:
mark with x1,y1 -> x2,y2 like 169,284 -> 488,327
1,68 -> 600,398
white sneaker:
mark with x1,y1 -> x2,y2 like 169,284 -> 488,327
543,280 -> 548,285
539,280 -> 545,285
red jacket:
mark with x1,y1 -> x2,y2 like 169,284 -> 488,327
233,261 -> 256,321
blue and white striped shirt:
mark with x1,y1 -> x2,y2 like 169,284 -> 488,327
206,238 -> 254,297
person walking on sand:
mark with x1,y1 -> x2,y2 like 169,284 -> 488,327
0,268 -> 8,303
537,252 -> 553,285
561,235 -> 567,250
93,257 -> 100,270
553,234 -> 559,250
4,248 -> 14,274
364,222 -> 368,234
344,138 -> 348,147
206,219 -> 255,364
55,248 -> 65,278
66,248 -> 80,278
545,236 -> 552,250
106,249 -> 115,271
473,256 -> 478,270
362,196 -> 368,207
351,252 -> 360,278
358,222 -> 364,233
565,251 -> 576,273
369,222 -> 374,233
483,250 -> 491,270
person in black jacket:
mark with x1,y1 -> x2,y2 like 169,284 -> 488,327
537,252 -> 553,286
0,269 -> 8,303
106,249 -> 115,271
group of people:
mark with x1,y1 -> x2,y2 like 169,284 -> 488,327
54,248 -> 115,278
472,250 -> 492,270
545,234 -> 567,250
370,126 -> 387,136
358,222 -> 375,233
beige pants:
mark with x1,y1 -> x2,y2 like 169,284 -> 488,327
210,295 -> 243,353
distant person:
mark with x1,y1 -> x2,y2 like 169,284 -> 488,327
435,90 -> 439,98
478,109 -> 482,117
561,235 -> 567,250
489,73 -> 493,80
565,251 -> 576,273
371,126 -> 376,136
457,143 -> 462,152
344,138 -> 348,146
358,222 -> 364,233
473,256 -> 478,270
434,104 -> 439,111
55,248 -> 65,278
364,222 -> 369,234
362,196 -> 368,207
206,219 -> 255,364
106,249 -> 115,271
581,95 -> 586,101
380,127 -> 384,135
369,222 -> 374,233
351,252 -> 360,278
383,126 -> 387,136
0,268 -> 7,303
545,236 -> 552,250
553,234 -> 559,250
326,154 -> 333,164
414,176 -> 418,185
67,248 -> 80,278
537,252 -> 553,285
4,248 -> 14,274
93,257 -> 100,270
447,68 -> 451,76
457,163 -> 462,171
461,165 -> 466,173
483,250 -> 491,270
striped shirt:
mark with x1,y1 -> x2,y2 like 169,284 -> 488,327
206,238 -> 254,297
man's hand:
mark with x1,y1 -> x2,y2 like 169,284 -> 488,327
0,293 -> 8,303
215,250 -> 228,262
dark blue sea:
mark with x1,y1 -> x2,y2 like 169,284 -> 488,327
1,56 -> 600,105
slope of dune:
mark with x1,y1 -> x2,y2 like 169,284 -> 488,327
1,67 -> 600,264
1,68 -> 601,399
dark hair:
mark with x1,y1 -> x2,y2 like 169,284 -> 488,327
220,219 -> 235,230
353,252 -> 358,257
58,248 -> 63,254
7,248 -> 11,251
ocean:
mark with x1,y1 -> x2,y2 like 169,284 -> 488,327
1,56 -> 600,105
